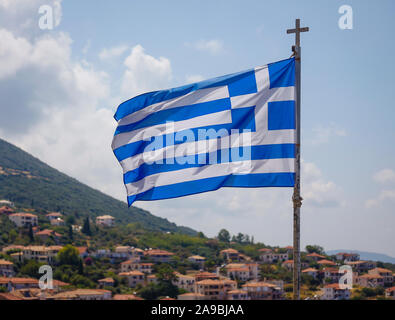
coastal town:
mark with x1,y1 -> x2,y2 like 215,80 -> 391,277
0,199 -> 394,301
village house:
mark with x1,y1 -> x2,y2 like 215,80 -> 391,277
0,260 -> 14,277
302,267 -> 319,279
187,255 -> 206,268
178,292 -> 205,300
173,273 -> 195,292
385,287 -> 395,300
220,248 -> 242,261
322,283 -> 351,300
76,247 -> 89,259
131,248 -> 145,258
322,267 -> 342,283
34,229 -> 62,242
335,252 -> 360,262
259,248 -> 289,264
0,200 -> 14,207
281,260 -> 308,271
114,246 -> 133,259
22,245 -> 63,264
317,259 -> 336,267
144,249 -> 175,263
50,218 -> 65,226
227,289 -> 250,300
195,271 -> 219,282
242,281 -> 283,300
0,206 -> 14,215
345,260 -> 376,273
95,215 -> 115,227
0,277 -> 39,291
98,278 -> 115,287
118,270 -> 145,287
45,212 -> 62,221
9,213 -> 38,227
52,289 -> 111,300
306,252 -> 326,261
195,279 -> 236,300
225,263 -> 259,282
120,258 -> 140,273
368,268 -> 394,286
146,274 -> 158,285
356,274 -> 385,288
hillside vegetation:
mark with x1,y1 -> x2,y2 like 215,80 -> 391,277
0,138 -> 196,235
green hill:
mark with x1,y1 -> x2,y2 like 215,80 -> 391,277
0,138 -> 196,235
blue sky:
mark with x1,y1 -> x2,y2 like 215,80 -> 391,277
1,0 -> 395,256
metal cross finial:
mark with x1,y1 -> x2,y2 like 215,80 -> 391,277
287,18 -> 309,48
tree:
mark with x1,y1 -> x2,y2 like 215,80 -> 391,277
66,215 -> 75,225
20,260 -> 43,278
68,225 -> 73,241
305,245 -> 324,255
157,264 -> 177,283
57,245 -> 80,266
28,224 -> 34,242
82,217 -> 91,236
217,229 -> 230,243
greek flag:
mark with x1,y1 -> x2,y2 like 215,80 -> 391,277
112,58 -> 296,206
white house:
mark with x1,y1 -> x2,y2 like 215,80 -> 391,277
9,213 -> 38,227
95,215 -> 115,227
322,284 -> 351,300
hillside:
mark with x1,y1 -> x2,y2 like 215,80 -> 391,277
0,138 -> 196,235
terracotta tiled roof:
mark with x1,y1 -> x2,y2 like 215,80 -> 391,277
119,270 -> 144,276
0,259 -> 13,265
98,277 -> 115,283
258,248 -> 272,253
145,249 -> 174,256
302,268 -> 318,273
46,212 -> 62,217
242,282 -> 277,288
307,252 -> 325,258
358,274 -> 383,279
0,292 -> 21,300
385,286 -> 395,293
220,248 -> 239,254
324,283 -> 348,290
188,255 -> 206,260
317,259 -> 336,265
0,277 -> 38,285
370,267 -> 392,274
9,213 -> 37,217
113,294 -> 143,300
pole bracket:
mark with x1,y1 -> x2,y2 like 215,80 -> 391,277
292,192 -> 303,208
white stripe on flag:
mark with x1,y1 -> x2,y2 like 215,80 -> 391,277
118,86 -> 230,126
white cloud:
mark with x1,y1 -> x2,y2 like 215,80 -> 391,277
185,74 -> 205,83
121,45 -> 172,98
185,39 -> 224,55
0,0 -> 62,38
373,169 -> 395,184
302,160 -> 344,208
365,189 -> 395,208
309,123 -> 346,145
98,44 -> 128,61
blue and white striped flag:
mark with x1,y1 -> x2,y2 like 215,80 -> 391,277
112,58 -> 296,206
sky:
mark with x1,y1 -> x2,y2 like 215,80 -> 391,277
1,0 -> 395,256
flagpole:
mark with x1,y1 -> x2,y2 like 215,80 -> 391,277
287,19 -> 309,300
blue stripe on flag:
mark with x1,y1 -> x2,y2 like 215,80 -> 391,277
127,172 -> 295,205
113,106 -> 257,162
114,98 -> 231,135
268,58 -> 295,88
268,100 -> 295,130
123,144 -> 295,184
114,68 -> 254,121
